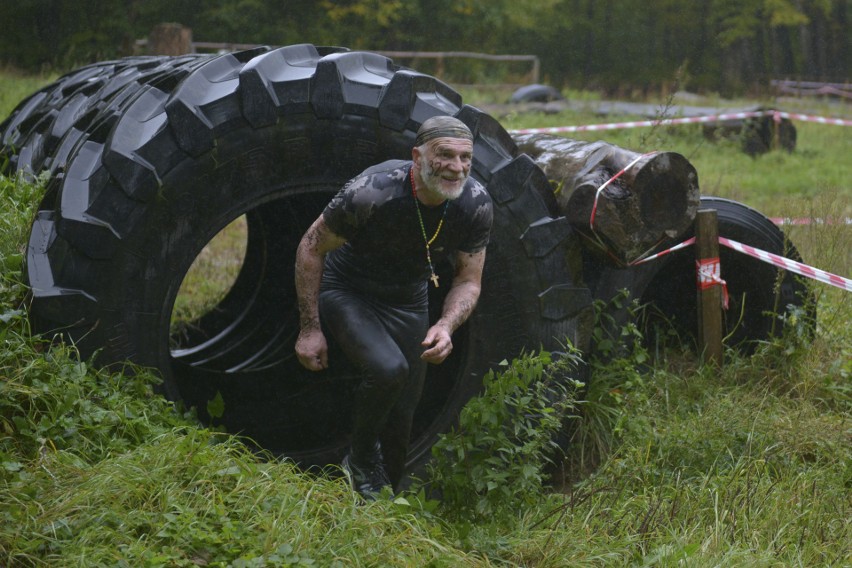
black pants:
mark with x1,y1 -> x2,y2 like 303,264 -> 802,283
319,280 -> 429,489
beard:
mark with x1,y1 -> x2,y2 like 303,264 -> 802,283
419,156 -> 468,200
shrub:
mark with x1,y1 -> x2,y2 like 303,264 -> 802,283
426,349 -> 585,523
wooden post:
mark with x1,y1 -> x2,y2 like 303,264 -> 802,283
772,110 -> 781,151
695,209 -> 723,366
148,23 -> 193,56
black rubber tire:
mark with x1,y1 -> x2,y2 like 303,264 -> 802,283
2,55 -> 211,180
17,45 -> 591,475
2,59 -> 146,175
588,196 -> 814,352
509,84 -> 565,104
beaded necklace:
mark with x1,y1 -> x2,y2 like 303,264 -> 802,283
410,168 -> 449,288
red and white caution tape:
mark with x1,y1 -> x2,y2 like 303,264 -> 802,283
696,257 -> 730,309
509,109 -> 852,135
629,237 -> 695,265
719,237 -> 852,292
773,111 -> 852,126
770,217 -> 852,226
625,235 -> 851,293
510,112 -> 759,135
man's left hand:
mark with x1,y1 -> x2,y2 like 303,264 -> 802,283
421,324 -> 453,364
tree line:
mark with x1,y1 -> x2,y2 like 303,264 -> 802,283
1,0 -> 848,96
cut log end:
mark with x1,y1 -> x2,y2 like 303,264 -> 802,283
512,134 -> 700,263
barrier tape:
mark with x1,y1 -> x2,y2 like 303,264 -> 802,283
696,257 -> 730,309
627,236 -> 851,292
719,237 -> 852,292
773,110 -> 852,126
770,217 -> 852,226
511,106 -> 850,289
509,109 -> 852,135
630,237 -> 695,265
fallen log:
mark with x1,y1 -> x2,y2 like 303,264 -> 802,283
702,108 -> 796,156
513,134 -> 700,264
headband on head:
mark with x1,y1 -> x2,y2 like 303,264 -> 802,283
414,116 -> 473,147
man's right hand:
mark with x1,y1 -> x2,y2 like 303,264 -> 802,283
296,328 -> 328,371
294,215 -> 345,372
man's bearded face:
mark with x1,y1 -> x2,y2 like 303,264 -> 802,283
418,138 -> 473,200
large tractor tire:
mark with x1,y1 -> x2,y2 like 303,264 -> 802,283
5,45 -> 591,475
587,196 -> 813,352
2,55 -> 209,178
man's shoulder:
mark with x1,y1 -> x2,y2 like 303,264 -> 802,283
328,160 -> 410,219
462,177 -> 492,207
354,159 -> 411,188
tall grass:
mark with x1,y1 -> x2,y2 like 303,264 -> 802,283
0,68 -> 57,125
2,71 -> 850,566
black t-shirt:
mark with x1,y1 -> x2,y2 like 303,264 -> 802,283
322,160 -> 493,292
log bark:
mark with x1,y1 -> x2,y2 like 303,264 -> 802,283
513,134 -> 700,264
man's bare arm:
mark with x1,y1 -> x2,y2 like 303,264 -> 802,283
421,249 -> 486,363
437,249 -> 486,332
294,215 -> 346,370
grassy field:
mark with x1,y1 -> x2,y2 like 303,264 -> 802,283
0,67 -> 57,123
1,71 -> 850,566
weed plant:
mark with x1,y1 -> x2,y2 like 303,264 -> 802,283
426,349 -> 585,524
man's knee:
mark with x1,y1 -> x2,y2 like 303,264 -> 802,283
364,357 -> 409,392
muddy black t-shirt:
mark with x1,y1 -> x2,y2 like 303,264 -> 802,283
322,160 -> 493,295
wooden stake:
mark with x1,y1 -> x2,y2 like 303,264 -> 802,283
695,209 -> 723,366
148,23 -> 193,56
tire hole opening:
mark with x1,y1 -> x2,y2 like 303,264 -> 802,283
170,215 -> 248,352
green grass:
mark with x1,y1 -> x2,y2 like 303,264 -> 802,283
2,71 -> 851,566
0,67 -> 57,125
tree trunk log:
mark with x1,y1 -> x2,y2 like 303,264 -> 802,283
148,23 -> 193,56
513,134 -> 700,264
702,109 -> 796,156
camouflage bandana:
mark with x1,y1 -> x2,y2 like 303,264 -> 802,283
414,116 -> 473,147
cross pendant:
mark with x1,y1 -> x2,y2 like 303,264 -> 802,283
430,272 -> 440,288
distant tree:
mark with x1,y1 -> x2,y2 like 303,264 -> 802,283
0,0 -> 846,94
0,0 -> 136,70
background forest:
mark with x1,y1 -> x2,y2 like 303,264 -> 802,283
1,0 -> 848,96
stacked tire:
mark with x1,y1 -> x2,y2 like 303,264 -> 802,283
2,45 -> 591,473
585,197 -> 813,352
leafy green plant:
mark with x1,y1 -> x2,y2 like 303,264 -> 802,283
426,349 -> 585,523
0,323 -> 199,478
566,292 -> 654,476
0,173 -> 200,487
0,172 -> 46,289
